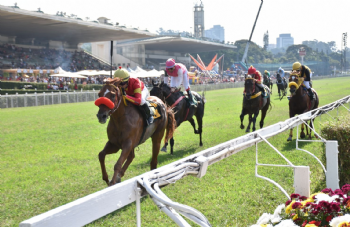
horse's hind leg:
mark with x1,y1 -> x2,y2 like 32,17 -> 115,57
195,114 -> 203,147
170,137 -> 175,155
151,133 -> 163,170
99,141 -> 120,186
300,123 -> 306,139
188,118 -> 198,134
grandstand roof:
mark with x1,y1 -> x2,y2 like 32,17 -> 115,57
0,5 -> 156,44
117,36 -> 236,53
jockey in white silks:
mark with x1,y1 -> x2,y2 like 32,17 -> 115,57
164,58 -> 196,106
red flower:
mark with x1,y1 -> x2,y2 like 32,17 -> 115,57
291,193 -> 300,199
309,220 -> 321,226
322,188 -> 334,195
285,200 -> 292,206
292,202 -> 302,209
330,202 -> 341,212
302,220 -> 307,227
326,215 -> 333,222
299,196 -> 308,201
342,184 -> 350,194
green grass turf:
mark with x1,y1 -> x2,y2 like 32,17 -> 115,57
1,77 -> 350,227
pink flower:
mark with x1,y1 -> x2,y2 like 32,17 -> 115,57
299,196 -> 308,201
322,188 -> 334,195
292,202 -> 302,209
342,184 -> 350,194
330,202 -> 341,212
286,200 -> 292,206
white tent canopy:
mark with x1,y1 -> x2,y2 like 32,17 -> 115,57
50,72 -> 87,78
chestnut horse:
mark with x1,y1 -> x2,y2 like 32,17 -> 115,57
95,78 -> 176,186
150,81 -> 205,154
287,72 -> 319,141
240,75 -> 272,132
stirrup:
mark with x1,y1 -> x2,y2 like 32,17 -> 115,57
148,116 -> 154,124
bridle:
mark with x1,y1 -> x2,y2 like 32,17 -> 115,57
245,78 -> 256,94
108,84 -> 122,115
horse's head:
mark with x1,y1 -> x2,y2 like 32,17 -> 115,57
288,72 -> 303,96
95,78 -> 122,124
244,75 -> 255,99
276,73 -> 281,82
150,80 -> 164,100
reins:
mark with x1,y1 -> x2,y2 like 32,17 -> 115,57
109,84 -> 122,116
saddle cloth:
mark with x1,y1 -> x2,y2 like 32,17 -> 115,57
148,100 -> 161,119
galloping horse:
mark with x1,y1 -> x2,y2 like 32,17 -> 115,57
276,73 -> 288,100
150,81 -> 205,154
95,78 -> 176,186
263,74 -> 273,94
240,75 -> 272,132
287,72 -> 319,141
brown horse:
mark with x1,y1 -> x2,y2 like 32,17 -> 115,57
287,72 -> 319,141
240,75 -> 272,132
263,74 -> 273,94
95,78 -> 176,186
150,81 -> 205,154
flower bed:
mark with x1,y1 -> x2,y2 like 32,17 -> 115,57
251,185 -> 350,227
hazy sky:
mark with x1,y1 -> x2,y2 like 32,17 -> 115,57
1,0 -> 349,50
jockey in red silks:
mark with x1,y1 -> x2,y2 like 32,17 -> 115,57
114,67 -> 154,125
164,58 -> 196,106
245,65 -> 266,97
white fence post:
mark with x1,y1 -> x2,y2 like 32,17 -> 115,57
326,141 -> 339,190
35,92 -> 38,106
294,166 -> 310,197
25,92 -> 27,107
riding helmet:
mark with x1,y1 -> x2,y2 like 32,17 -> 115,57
114,66 -> 130,82
292,62 -> 302,71
165,58 -> 176,69
248,66 -> 256,75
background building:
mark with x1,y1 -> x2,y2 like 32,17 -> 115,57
205,25 -> 225,42
276,34 -> 294,49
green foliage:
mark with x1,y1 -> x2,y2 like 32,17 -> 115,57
321,115 -> 350,186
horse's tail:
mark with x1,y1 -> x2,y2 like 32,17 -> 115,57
201,91 -> 206,103
164,106 -> 176,144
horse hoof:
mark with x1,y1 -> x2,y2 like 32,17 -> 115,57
199,142 -> 203,147
161,147 -> 167,152
300,132 -> 306,139
245,129 -> 250,133
194,130 -> 199,134
287,137 -> 292,141
240,125 -> 245,129
116,177 -> 121,184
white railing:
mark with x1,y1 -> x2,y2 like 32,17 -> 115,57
0,90 -> 99,108
19,95 -> 350,227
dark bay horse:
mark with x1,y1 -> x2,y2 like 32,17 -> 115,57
95,78 -> 176,186
240,75 -> 272,132
150,81 -> 205,154
263,75 -> 273,94
287,72 -> 319,141
276,73 -> 288,100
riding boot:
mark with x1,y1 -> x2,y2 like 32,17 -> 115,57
257,83 -> 266,97
187,90 -> 197,107
140,101 -> 154,125
307,88 -> 314,100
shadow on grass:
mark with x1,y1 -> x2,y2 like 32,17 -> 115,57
155,147 -> 198,165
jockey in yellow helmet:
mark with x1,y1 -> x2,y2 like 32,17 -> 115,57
292,62 -> 314,100
114,67 -> 154,125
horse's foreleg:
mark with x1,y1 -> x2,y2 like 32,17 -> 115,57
300,123 -> 306,139
240,109 -> 246,129
120,149 -> 135,179
246,114 -> 253,133
252,111 -> 260,132
99,141 -> 120,186
188,118 -> 198,134
110,145 -> 132,186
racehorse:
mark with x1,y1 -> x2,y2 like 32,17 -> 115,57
287,72 -> 319,141
150,81 -> 205,155
263,74 -> 273,95
95,78 -> 176,186
276,73 -> 288,100
240,75 -> 272,132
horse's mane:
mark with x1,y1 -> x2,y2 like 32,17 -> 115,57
106,77 -> 121,84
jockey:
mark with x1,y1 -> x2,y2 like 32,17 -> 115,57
292,62 -> 314,100
278,67 -> 285,78
247,66 -> 266,97
264,70 -> 271,79
114,67 -> 154,125
164,58 -> 196,106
